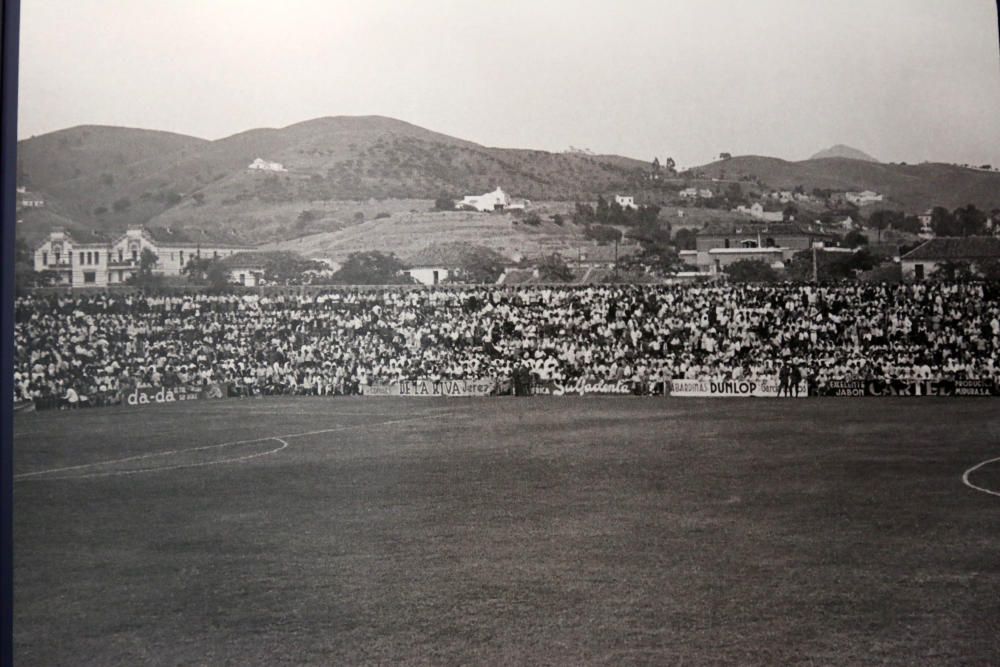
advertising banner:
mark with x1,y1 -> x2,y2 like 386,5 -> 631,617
532,379 -> 636,396
361,378 -> 498,397
669,378 -> 807,398
124,383 -> 229,406
816,378 -> 1000,397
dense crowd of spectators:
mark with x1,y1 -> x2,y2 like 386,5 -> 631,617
13,282 -> 1000,407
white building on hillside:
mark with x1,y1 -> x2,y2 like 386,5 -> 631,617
614,195 -> 637,210
845,190 -> 883,206
735,202 -> 784,222
680,187 -> 714,199
248,157 -> 288,172
456,186 -> 529,212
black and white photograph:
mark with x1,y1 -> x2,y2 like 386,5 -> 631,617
9,0 -> 1000,663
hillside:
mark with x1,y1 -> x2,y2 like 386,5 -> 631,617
16,116 -> 649,242
15,117 -> 1000,248
261,207 -> 623,264
809,145 -> 878,162
691,156 -> 1000,212
17,125 -> 208,192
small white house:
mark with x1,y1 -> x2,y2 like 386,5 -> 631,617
248,157 -> 287,172
407,267 -> 450,286
456,186 -> 512,212
845,190 -> 883,206
680,187 -> 714,199
735,202 -> 784,222
222,252 -> 268,287
614,195 -> 637,210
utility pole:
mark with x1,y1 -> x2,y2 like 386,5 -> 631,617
614,238 -> 619,280
812,243 -> 819,282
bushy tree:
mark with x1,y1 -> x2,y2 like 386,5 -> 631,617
953,204 -> 987,236
536,253 -> 574,282
14,237 -> 57,293
622,224 -> 681,275
434,196 -> 456,211
897,215 -> 923,235
786,248 -> 876,281
260,252 -> 327,284
127,248 -> 163,290
584,224 -> 623,245
930,206 -> 957,236
673,228 -> 697,251
843,230 -> 869,248
183,256 -> 231,290
453,247 -> 507,284
330,251 -> 412,284
724,259 -> 778,283
595,195 -> 610,220
868,209 -> 905,242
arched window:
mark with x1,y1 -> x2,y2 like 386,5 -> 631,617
741,239 -> 758,249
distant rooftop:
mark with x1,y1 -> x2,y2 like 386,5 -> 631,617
699,220 -> 837,238
901,236 -> 1000,261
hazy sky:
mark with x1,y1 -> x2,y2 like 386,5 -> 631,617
17,0 -> 1000,167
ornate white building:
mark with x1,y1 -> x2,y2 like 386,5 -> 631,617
33,227 -> 252,287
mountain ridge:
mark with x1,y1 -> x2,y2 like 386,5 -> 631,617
15,117 -> 1000,247
809,144 -> 879,162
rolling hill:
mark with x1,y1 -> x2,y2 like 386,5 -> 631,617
261,206 -> 617,265
16,116 -> 649,244
15,116 -> 1000,251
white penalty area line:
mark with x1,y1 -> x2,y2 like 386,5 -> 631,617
14,412 -> 450,482
962,456 -> 1000,498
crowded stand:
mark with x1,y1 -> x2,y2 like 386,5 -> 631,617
13,282 -> 1000,407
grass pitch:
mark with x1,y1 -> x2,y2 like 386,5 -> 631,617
14,397 -> 1000,665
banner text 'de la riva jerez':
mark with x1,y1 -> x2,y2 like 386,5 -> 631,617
669,378 -> 808,398
361,379 -> 497,397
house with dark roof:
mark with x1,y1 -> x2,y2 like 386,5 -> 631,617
900,236 -> 1000,280
403,242 -> 510,285
692,221 -> 838,274
33,226 -> 253,287
221,252 -> 269,287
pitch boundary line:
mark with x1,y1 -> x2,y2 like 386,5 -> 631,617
962,456 -> 1000,498
28,438 -> 293,481
14,412 -> 449,482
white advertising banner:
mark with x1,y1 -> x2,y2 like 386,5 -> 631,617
361,378 -> 497,397
669,378 -> 807,398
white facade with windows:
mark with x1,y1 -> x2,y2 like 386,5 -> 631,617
33,228 -> 252,287
406,267 -> 450,286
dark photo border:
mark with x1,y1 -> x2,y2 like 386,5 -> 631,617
1,0 -> 20,664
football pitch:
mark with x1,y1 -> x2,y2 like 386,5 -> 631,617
13,397 -> 1000,665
